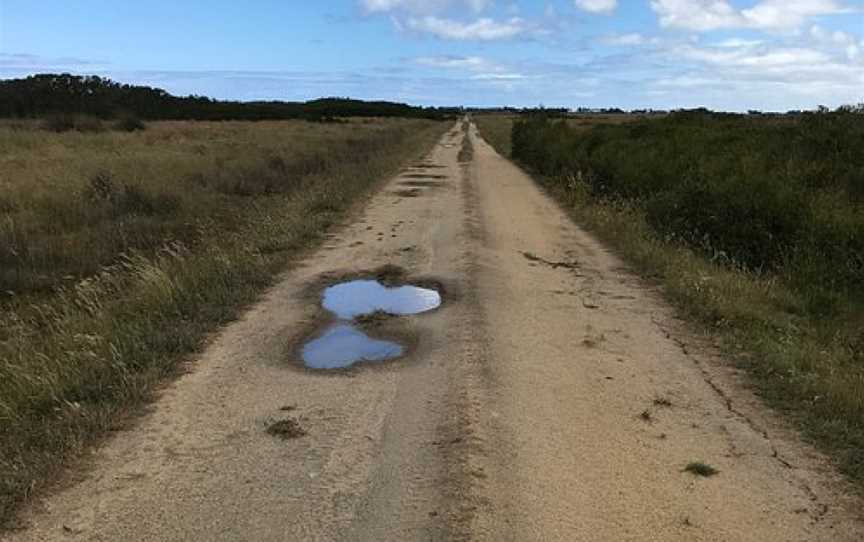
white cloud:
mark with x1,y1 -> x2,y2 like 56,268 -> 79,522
810,25 -> 863,61
414,55 -> 528,82
602,33 -> 652,46
574,0 -> 618,14
470,73 -> 528,80
650,0 -> 850,31
713,38 -> 763,48
681,45 -> 831,67
406,16 -> 527,40
741,0 -> 848,30
360,0 -> 491,14
415,55 -> 491,69
650,35 -> 864,110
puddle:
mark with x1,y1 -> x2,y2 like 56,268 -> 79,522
300,278 -> 441,370
323,279 -> 441,319
302,324 -> 404,369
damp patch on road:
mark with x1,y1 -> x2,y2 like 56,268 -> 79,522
403,173 -> 447,179
391,188 -> 422,198
399,180 -> 446,188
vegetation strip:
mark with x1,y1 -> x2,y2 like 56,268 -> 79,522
475,112 -> 864,490
0,118 -> 448,526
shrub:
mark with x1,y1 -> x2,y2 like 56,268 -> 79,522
42,113 -> 104,133
113,114 -> 146,132
511,110 -> 864,291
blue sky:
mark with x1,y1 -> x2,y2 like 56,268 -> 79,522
1,0 -> 862,110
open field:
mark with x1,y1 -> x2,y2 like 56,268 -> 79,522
0,118 -> 448,524
475,112 -> 864,489
7,120 -> 862,541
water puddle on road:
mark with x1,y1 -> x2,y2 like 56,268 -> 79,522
322,280 -> 441,319
301,279 -> 441,369
302,324 -> 403,369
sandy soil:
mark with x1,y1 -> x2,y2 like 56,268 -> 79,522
6,122 -> 863,541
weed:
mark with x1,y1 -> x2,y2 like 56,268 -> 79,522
266,418 -> 306,439
684,462 -> 719,477
653,397 -> 673,408
42,113 -> 105,133
113,114 -> 146,132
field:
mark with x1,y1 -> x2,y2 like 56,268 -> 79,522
475,112 -> 864,487
0,118 -> 447,523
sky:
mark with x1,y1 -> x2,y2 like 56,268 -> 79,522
1,0 -> 862,111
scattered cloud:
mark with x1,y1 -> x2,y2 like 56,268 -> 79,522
810,24 -> 862,60
574,0 -> 618,15
650,0 -> 850,31
0,52 -> 103,70
360,0 -> 491,15
415,55 -> 490,70
601,33 -> 658,46
406,16 -> 529,40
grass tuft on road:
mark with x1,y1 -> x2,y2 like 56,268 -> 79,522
684,462 -> 719,477
0,118 -> 448,526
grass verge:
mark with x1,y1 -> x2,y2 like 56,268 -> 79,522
0,118 -> 448,526
475,114 -> 864,491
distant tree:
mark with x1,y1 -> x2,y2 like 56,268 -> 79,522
0,73 -> 452,122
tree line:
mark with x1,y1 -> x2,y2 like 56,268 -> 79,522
0,73 -> 456,121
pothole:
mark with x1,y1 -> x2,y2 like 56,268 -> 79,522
301,278 -> 442,370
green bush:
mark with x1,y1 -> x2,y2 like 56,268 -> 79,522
42,113 -> 105,133
512,109 -> 864,291
113,113 -> 146,132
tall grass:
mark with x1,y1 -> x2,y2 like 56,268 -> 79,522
476,113 -> 864,490
0,118 -> 448,525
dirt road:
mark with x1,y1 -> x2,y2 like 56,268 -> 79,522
9,122 -> 863,541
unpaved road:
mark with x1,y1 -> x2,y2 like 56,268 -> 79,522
8,122 -> 863,541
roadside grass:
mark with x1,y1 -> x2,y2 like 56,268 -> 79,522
475,114 -> 864,491
473,114 -> 513,157
0,118 -> 448,526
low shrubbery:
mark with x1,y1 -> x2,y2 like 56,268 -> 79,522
511,109 -> 864,297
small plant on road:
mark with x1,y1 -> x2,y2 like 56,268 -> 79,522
684,461 -> 719,477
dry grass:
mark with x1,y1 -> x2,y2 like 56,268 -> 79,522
0,118 -> 448,525
476,115 -> 864,491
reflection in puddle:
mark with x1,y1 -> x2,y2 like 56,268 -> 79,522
322,280 -> 441,320
301,279 -> 441,370
302,324 -> 403,369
